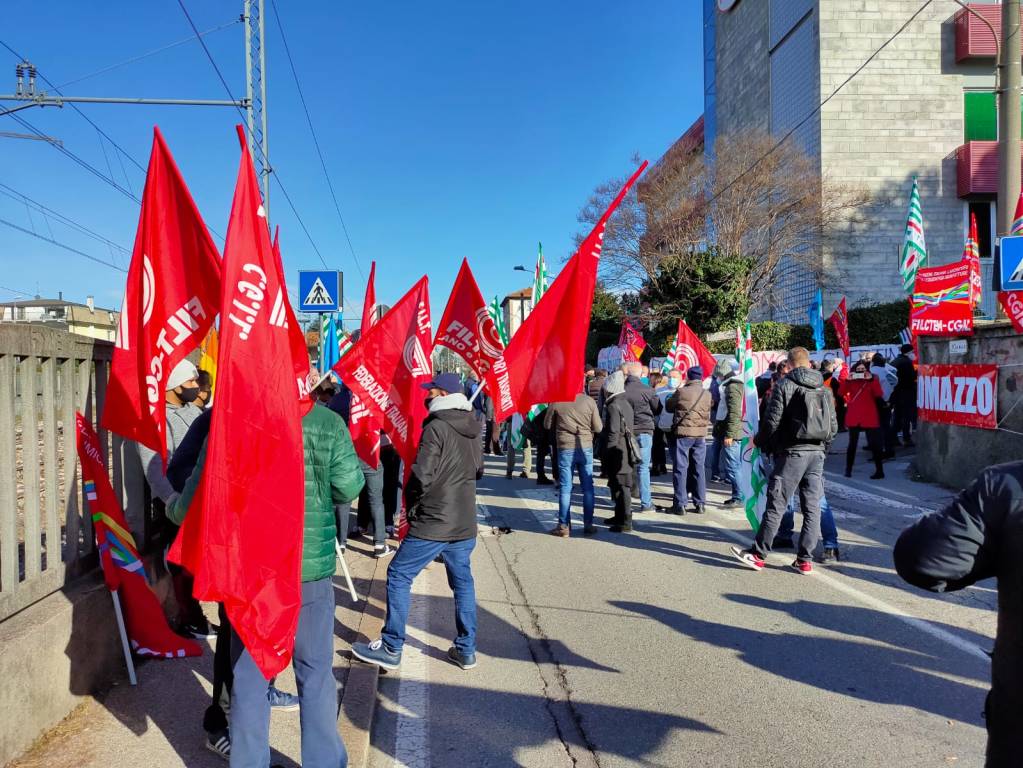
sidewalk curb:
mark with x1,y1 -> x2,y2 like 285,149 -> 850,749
338,550 -> 389,768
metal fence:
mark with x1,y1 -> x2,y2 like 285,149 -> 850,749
0,324 -> 152,622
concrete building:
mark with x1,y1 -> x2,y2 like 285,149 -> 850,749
705,0 -> 1002,321
0,293 -> 120,341
501,287 -> 533,338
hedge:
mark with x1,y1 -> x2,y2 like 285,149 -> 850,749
705,300 -> 910,354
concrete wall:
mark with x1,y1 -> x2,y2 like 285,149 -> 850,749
916,322 -> 1023,490
715,0 -> 770,139
818,0 -> 997,311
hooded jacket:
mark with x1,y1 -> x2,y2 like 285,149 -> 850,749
405,393 -> 483,542
624,375 -> 662,435
894,462 -> 1023,764
755,366 -> 838,454
601,392 -> 635,483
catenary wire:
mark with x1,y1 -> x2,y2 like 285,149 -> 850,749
0,216 -> 127,272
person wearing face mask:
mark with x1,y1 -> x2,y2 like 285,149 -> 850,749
196,369 -> 213,409
135,358 -> 211,639
712,357 -> 744,507
655,369 -> 683,477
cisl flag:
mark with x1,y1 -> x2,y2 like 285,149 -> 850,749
917,364 -> 998,430
435,258 -> 505,379
486,162 -> 647,422
671,319 -> 716,379
171,126 -> 305,680
350,262 -> 383,467
102,128 -> 221,461
333,276 -> 433,470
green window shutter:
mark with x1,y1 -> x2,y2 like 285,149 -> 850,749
964,92 -> 997,142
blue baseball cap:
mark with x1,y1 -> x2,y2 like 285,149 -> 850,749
421,372 -> 463,394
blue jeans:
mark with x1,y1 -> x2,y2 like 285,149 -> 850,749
557,446 -> 595,529
636,433 -> 653,507
230,577 -> 347,768
779,494 -> 838,549
707,434 -> 724,478
358,459 -> 386,546
673,437 -> 707,507
723,441 -> 741,499
381,536 -> 477,656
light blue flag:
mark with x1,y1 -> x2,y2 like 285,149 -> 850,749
808,288 -> 825,351
322,314 -> 341,375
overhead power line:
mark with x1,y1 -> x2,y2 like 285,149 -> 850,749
269,0 -> 365,281
177,0 -> 332,272
0,215 -> 127,272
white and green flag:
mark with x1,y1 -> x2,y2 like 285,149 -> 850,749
899,176 -> 927,295
737,324 -> 768,530
487,295 -> 509,346
532,242 -> 549,306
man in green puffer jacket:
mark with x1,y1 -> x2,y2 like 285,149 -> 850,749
168,403 -> 364,768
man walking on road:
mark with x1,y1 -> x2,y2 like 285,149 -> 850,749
731,347 -> 837,574
712,358 -> 744,507
661,366 -> 712,516
545,385 -> 603,537
353,373 -> 484,672
601,372 -> 637,533
624,361 -> 662,513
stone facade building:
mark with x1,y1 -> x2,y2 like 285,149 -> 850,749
706,0 -> 1000,321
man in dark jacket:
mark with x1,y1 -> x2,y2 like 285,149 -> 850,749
890,343 -> 917,446
662,366 -> 712,515
624,361 -> 662,513
712,358 -> 744,506
353,373 -> 484,672
600,372 -> 636,532
894,462 -> 1023,767
731,347 -> 837,574
168,401 -> 365,768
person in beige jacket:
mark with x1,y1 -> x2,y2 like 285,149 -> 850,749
544,388 -> 603,537
662,366 -> 713,515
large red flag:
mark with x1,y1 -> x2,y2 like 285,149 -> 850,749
171,126 -> 306,680
672,318 -> 716,379
829,297 -> 850,359
964,212 -> 983,310
486,162 -> 647,422
332,276 -> 433,470
618,319 -> 647,363
272,227 -> 313,415
102,128 -> 221,461
77,413 -> 202,659
350,262 -> 383,467
435,257 -> 505,379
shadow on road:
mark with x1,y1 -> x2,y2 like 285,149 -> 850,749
610,598 -> 988,726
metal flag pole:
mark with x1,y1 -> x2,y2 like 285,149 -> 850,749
110,590 -> 138,686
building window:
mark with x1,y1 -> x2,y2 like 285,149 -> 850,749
964,91 -> 997,141
967,201 -> 994,258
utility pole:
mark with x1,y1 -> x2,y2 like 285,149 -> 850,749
244,0 -> 271,216
998,0 -> 1021,238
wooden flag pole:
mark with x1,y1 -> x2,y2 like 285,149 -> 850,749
335,539 -> 359,603
110,590 -> 137,686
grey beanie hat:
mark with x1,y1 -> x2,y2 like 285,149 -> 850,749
604,370 -> 626,397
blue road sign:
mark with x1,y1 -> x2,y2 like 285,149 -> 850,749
298,270 -> 341,312
1001,236 -> 1023,291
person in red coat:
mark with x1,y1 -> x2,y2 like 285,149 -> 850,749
839,359 -> 885,479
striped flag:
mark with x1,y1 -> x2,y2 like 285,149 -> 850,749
488,295 -> 509,345
737,325 -> 768,531
1012,191 -> 1023,236
899,327 -> 912,346
900,177 -> 927,295
964,212 -> 983,309
532,242 -> 549,306
660,333 -> 678,374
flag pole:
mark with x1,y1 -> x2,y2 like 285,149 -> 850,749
110,590 -> 138,686
467,379 -> 487,407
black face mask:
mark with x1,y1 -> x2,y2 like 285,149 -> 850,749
177,386 -> 200,404
424,397 -> 435,411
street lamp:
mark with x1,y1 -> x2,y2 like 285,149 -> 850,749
513,265 -> 528,272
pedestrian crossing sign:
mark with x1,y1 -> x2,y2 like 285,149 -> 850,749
298,270 -> 342,312
1001,236 -> 1023,291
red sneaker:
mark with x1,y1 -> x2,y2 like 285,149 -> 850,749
730,546 -> 765,571
791,559 -> 813,575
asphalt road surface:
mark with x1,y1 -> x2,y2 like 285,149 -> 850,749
368,448 -> 995,768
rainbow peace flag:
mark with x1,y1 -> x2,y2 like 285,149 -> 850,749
912,281 -> 970,310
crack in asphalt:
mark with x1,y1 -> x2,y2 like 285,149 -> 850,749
478,503 -> 602,768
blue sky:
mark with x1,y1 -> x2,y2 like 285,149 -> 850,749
0,1 -> 702,326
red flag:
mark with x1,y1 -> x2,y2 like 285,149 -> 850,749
272,228 -> 313,415
829,297 -> 850,359
964,213 -> 983,309
102,128 -> 221,462
333,276 -> 433,471
485,162 -> 648,422
350,262 -> 383,467
618,319 -> 647,363
171,126 -> 306,680
435,258 -> 505,379
76,413 -> 202,659
672,319 -> 716,379
999,290 -> 1023,333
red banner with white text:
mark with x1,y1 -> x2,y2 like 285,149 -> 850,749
911,262 -> 974,337
999,291 -> 1023,334
916,364 -> 998,430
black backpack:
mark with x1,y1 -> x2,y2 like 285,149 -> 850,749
788,385 -> 833,442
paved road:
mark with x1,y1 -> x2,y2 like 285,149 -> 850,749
368,445 -> 995,768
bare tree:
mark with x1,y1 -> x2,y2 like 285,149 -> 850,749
576,131 -> 866,314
